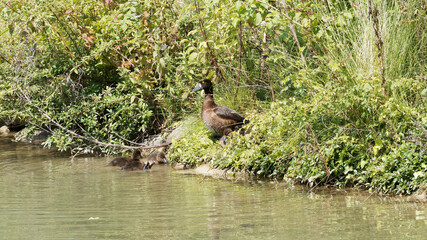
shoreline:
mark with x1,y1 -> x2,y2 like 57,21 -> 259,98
173,163 -> 426,203
1,127 -> 425,202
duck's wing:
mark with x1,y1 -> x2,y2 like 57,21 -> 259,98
107,157 -> 129,167
213,105 -> 245,123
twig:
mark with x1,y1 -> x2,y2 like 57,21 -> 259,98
194,1 -> 226,82
111,130 -> 144,146
281,1 -> 306,63
47,5 -> 82,58
369,0 -> 387,96
408,122 -> 427,135
44,18 -> 74,59
249,25 -> 276,101
17,88 -> 170,150
0,51 -> 11,64
323,0 -> 332,14
234,20 -> 243,102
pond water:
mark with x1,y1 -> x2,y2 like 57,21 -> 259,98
0,135 -> 425,239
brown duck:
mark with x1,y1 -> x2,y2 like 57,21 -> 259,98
192,79 -> 247,142
107,149 -> 142,167
122,160 -> 154,171
147,147 -> 168,164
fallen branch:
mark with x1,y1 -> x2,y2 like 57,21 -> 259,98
17,89 -> 170,151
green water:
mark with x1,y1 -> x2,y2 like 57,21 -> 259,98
0,136 -> 425,239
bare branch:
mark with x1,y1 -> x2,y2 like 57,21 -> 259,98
368,0 -> 387,96
280,1 -> 306,63
16,88 -> 170,151
234,20 -> 243,102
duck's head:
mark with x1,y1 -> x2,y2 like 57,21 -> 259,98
192,79 -> 213,94
131,149 -> 142,159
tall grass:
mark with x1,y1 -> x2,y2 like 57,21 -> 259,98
326,0 -> 426,83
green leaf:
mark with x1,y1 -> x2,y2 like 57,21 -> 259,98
189,52 -> 198,62
187,29 -> 198,36
343,12 -> 353,19
159,58 -> 165,68
254,13 -> 262,25
199,41 -> 207,49
232,18 -> 240,28
235,1 -> 242,11
8,24 -> 14,35
337,15 -> 346,26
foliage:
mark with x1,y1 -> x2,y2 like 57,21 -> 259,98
170,77 -> 426,194
168,0 -> 426,194
1,0 -> 426,194
0,0 -> 187,153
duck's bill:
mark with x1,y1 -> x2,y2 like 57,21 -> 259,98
191,83 -> 202,92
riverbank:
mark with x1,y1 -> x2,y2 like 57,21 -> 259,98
1,0 -> 425,197
3,97 -> 427,198
179,164 -> 426,202
1,127 -> 425,201
168,93 -> 426,196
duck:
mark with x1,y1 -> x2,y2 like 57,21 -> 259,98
107,149 -> 142,167
146,147 -> 168,164
191,79 -> 248,142
122,160 -> 154,171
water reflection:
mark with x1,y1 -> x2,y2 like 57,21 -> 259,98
0,136 -> 425,239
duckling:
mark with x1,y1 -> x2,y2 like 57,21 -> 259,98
147,147 -> 168,164
107,149 -> 141,167
192,79 -> 248,143
122,160 -> 154,171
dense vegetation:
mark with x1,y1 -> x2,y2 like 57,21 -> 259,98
0,0 -> 425,194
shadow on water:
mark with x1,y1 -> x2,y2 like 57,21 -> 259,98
0,135 -> 425,240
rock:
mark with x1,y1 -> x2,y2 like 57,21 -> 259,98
173,163 -> 188,170
0,126 -> 10,136
32,130 -> 51,141
166,123 -> 192,144
192,164 -> 247,180
410,188 -> 426,202
15,127 -> 51,144
193,164 -> 228,178
0,118 -> 25,131
174,164 -> 248,181
150,135 -> 165,146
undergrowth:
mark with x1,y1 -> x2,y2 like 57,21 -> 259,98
169,77 -> 427,195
